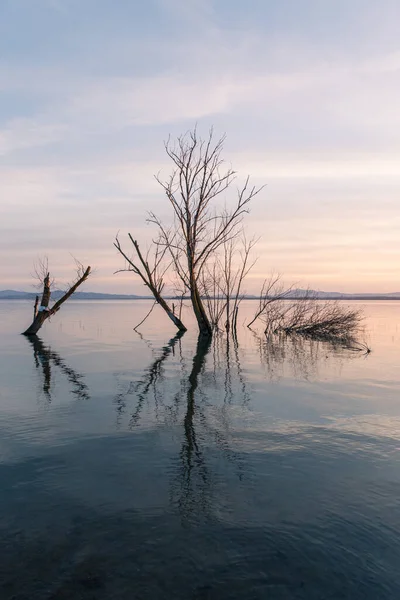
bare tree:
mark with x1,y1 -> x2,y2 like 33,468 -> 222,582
200,260 -> 226,330
114,233 -> 187,332
248,278 -> 365,345
201,235 -> 258,334
278,296 -> 363,342
249,282 -> 364,344
223,235 -> 258,334
150,128 -> 262,337
247,273 -> 293,329
22,260 -> 91,336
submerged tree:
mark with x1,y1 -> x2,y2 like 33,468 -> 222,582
248,284 -> 365,346
114,234 -> 187,332
115,126 -> 366,345
22,259 -> 91,336
277,295 -> 363,343
200,234 -> 258,335
150,128 -> 262,337
247,274 -> 293,330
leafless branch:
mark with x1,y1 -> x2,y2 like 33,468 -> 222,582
247,273 -> 294,329
114,232 -> 187,332
152,127 -> 262,336
133,301 -> 157,332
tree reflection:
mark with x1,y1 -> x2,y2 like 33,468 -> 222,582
210,333 -> 251,405
177,335 -> 212,519
130,330 -> 185,428
112,331 -> 185,428
253,331 -> 369,382
115,332 -> 248,520
172,334 -> 247,522
110,323 -> 373,522
27,336 -> 90,403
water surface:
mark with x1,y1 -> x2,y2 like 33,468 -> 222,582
1,300 -> 399,599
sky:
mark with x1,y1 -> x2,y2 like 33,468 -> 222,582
1,0 -> 400,294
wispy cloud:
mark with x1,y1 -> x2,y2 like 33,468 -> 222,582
1,0 -> 399,292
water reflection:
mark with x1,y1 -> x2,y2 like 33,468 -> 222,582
112,330 -> 375,522
176,335 -> 212,519
211,334 -> 251,404
113,331 -> 185,428
27,336 -> 90,403
3,303 -> 399,599
253,332 -> 368,382
114,330 -> 369,429
113,332 -> 252,519
115,333 -> 253,425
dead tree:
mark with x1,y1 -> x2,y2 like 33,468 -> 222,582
114,233 -> 187,332
22,261 -> 91,336
278,296 -> 363,342
151,128 -> 262,337
200,235 -> 257,334
249,282 -> 364,345
200,261 -> 226,330
221,235 -> 258,334
247,273 -> 293,330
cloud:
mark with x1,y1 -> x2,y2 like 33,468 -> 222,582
1,0 -> 399,293
2,38 -> 400,158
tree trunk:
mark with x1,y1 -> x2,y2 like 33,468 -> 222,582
23,273 -> 52,336
154,291 -> 187,332
190,274 -> 212,337
23,312 -> 50,336
232,305 -> 239,336
225,296 -> 231,333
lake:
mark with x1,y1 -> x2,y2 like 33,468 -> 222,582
0,300 -> 399,599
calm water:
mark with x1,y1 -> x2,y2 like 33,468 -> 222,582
1,300 -> 400,599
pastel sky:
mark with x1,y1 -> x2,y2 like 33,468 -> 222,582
1,0 -> 400,294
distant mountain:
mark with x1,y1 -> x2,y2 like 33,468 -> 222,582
285,289 -> 400,299
0,290 -> 151,300
285,289 -> 344,299
241,289 -> 400,300
1,289 -> 400,301
0,290 -> 38,299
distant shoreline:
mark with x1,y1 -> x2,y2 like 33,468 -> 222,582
1,295 -> 400,302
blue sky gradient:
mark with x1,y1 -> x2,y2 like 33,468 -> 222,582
1,0 -> 400,292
